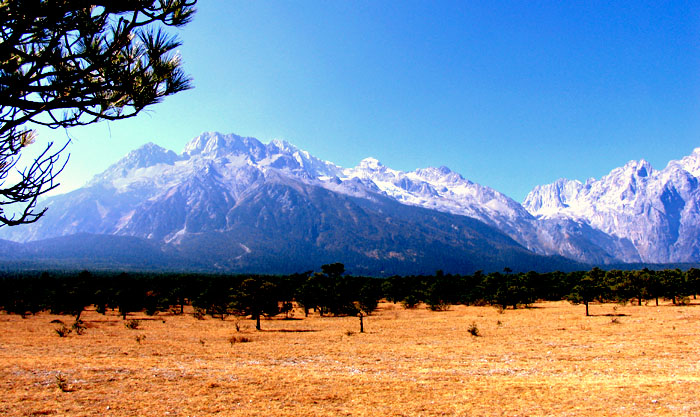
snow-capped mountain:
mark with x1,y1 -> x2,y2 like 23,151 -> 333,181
1,131 -> 698,270
335,151 -> 637,264
0,132 -> 581,274
524,149 -> 700,263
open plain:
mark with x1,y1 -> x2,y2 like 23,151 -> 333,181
1,300 -> 700,416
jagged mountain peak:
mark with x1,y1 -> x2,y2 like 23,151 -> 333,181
413,166 -> 466,184
522,178 -> 584,216
672,147 -> 700,178
620,158 -> 654,178
357,157 -> 384,170
5,131 -> 700,268
267,138 -> 297,153
523,147 -> 700,263
181,132 -> 341,179
525,158 -> 661,219
118,142 -> 179,168
182,131 -> 224,155
597,159 -> 655,185
183,131 -> 267,160
88,142 -> 179,187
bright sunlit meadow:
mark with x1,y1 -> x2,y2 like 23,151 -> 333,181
2,300 -> 699,416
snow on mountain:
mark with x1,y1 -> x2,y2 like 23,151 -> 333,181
335,155 -> 637,264
3,131 -> 698,267
342,158 -> 526,224
524,152 -> 700,263
672,147 -> 700,177
1,132 -> 578,274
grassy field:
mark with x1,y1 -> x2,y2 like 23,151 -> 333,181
2,300 -> 700,416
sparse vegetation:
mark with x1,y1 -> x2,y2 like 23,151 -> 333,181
4,265 -> 700,415
193,307 -> 206,320
2,300 -> 700,416
228,335 -> 251,345
401,295 -> 420,309
54,325 -> 71,337
71,320 -> 86,335
54,373 -> 69,392
124,319 -> 140,330
467,322 -> 481,337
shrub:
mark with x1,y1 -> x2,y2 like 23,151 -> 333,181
134,334 -> 146,344
55,325 -> 72,337
55,374 -> 70,392
401,295 -> 420,309
467,322 -> 480,337
124,319 -> 140,330
72,320 -> 86,335
229,335 -> 251,346
193,307 -> 206,320
427,301 -> 450,311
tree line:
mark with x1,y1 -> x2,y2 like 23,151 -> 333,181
1,265 -> 699,325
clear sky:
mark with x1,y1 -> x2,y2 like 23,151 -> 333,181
31,0 -> 700,202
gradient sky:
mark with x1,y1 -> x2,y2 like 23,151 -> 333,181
30,0 -> 700,202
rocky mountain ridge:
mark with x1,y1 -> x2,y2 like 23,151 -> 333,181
523,149 -> 700,263
1,132 -> 698,270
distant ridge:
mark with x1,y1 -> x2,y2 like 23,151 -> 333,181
0,132 -> 698,273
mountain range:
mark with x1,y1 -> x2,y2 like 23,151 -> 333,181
0,132 -> 698,274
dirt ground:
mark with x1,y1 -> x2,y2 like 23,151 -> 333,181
1,300 -> 699,416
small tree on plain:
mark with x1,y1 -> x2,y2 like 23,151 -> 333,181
233,278 -> 279,331
567,268 -> 604,316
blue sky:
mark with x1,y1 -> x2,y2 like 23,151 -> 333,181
35,1 -> 700,202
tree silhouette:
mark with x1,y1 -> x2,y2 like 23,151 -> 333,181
233,278 -> 279,330
568,268 -> 604,316
685,268 -> 700,300
660,269 -> 686,305
0,0 -> 196,225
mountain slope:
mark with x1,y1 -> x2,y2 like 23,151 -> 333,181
169,175 -> 577,274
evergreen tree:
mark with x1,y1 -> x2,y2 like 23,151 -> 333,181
567,268 -> 605,316
0,0 -> 195,225
233,278 -> 280,331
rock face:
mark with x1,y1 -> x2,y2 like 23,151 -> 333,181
1,131 -> 698,271
523,149 -> 700,263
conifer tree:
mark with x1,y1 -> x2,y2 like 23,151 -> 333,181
0,0 -> 196,225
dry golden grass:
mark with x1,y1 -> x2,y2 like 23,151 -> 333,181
2,300 -> 700,416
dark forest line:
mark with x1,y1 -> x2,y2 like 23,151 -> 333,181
2,265 -> 699,328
